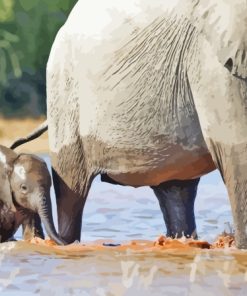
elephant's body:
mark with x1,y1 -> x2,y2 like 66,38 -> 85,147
27,0 -> 247,247
47,1 -> 216,188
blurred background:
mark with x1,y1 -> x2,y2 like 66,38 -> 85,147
0,0 -> 76,151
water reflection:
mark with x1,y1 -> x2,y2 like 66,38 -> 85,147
1,155 -> 245,296
0,241 -> 246,295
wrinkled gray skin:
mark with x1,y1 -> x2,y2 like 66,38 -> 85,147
0,145 -> 64,245
11,0 -> 247,248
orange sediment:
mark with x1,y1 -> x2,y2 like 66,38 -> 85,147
153,235 -> 211,249
211,234 -> 235,249
28,233 -> 236,253
30,237 -> 57,247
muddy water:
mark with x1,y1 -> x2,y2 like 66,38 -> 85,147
0,155 -> 247,295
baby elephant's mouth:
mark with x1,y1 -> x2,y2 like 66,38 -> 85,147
11,193 -> 33,217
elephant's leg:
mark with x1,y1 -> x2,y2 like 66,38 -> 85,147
7,236 -> 17,242
151,178 -> 200,238
189,39 -> 247,248
22,213 -> 44,240
52,168 -> 92,244
204,142 -> 247,249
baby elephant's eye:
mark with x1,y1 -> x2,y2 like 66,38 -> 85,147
20,184 -> 28,192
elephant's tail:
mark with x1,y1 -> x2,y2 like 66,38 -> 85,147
10,120 -> 48,150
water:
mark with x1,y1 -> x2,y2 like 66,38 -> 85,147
0,155 -> 246,295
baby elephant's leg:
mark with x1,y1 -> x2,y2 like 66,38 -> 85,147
22,213 -> 44,240
151,178 -> 200,238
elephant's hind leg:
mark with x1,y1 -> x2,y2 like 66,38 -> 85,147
151,178 -> 200,239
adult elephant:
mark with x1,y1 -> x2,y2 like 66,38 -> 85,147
12,0 -> 247,248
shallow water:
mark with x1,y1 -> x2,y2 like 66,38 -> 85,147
0,155 -> 246,295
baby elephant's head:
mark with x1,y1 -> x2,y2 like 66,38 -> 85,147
9,154 -> 64,245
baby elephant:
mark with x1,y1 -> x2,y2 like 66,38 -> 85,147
0,145 -> 64,244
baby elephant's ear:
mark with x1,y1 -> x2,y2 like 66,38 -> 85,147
0,145 -> 18,174
0,145 -> 18,211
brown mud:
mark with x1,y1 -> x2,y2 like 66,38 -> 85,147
1,234 -> 246,295
19,233 -> 237,257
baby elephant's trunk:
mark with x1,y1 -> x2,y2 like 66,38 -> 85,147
37,193 -> 65,246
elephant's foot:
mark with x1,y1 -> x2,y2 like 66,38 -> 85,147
236,238 -> 247,249
7,236 -> 17,242
151,178 -> 200,239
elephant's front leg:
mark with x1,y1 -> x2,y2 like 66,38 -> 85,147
190,40 -> 247,248
151,178 -> 200,238
52,168 -> 88,244
22,213 -> 44,240
207,142 -> 247,248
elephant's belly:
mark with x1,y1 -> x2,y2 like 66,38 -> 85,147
107,153 -> 216,187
